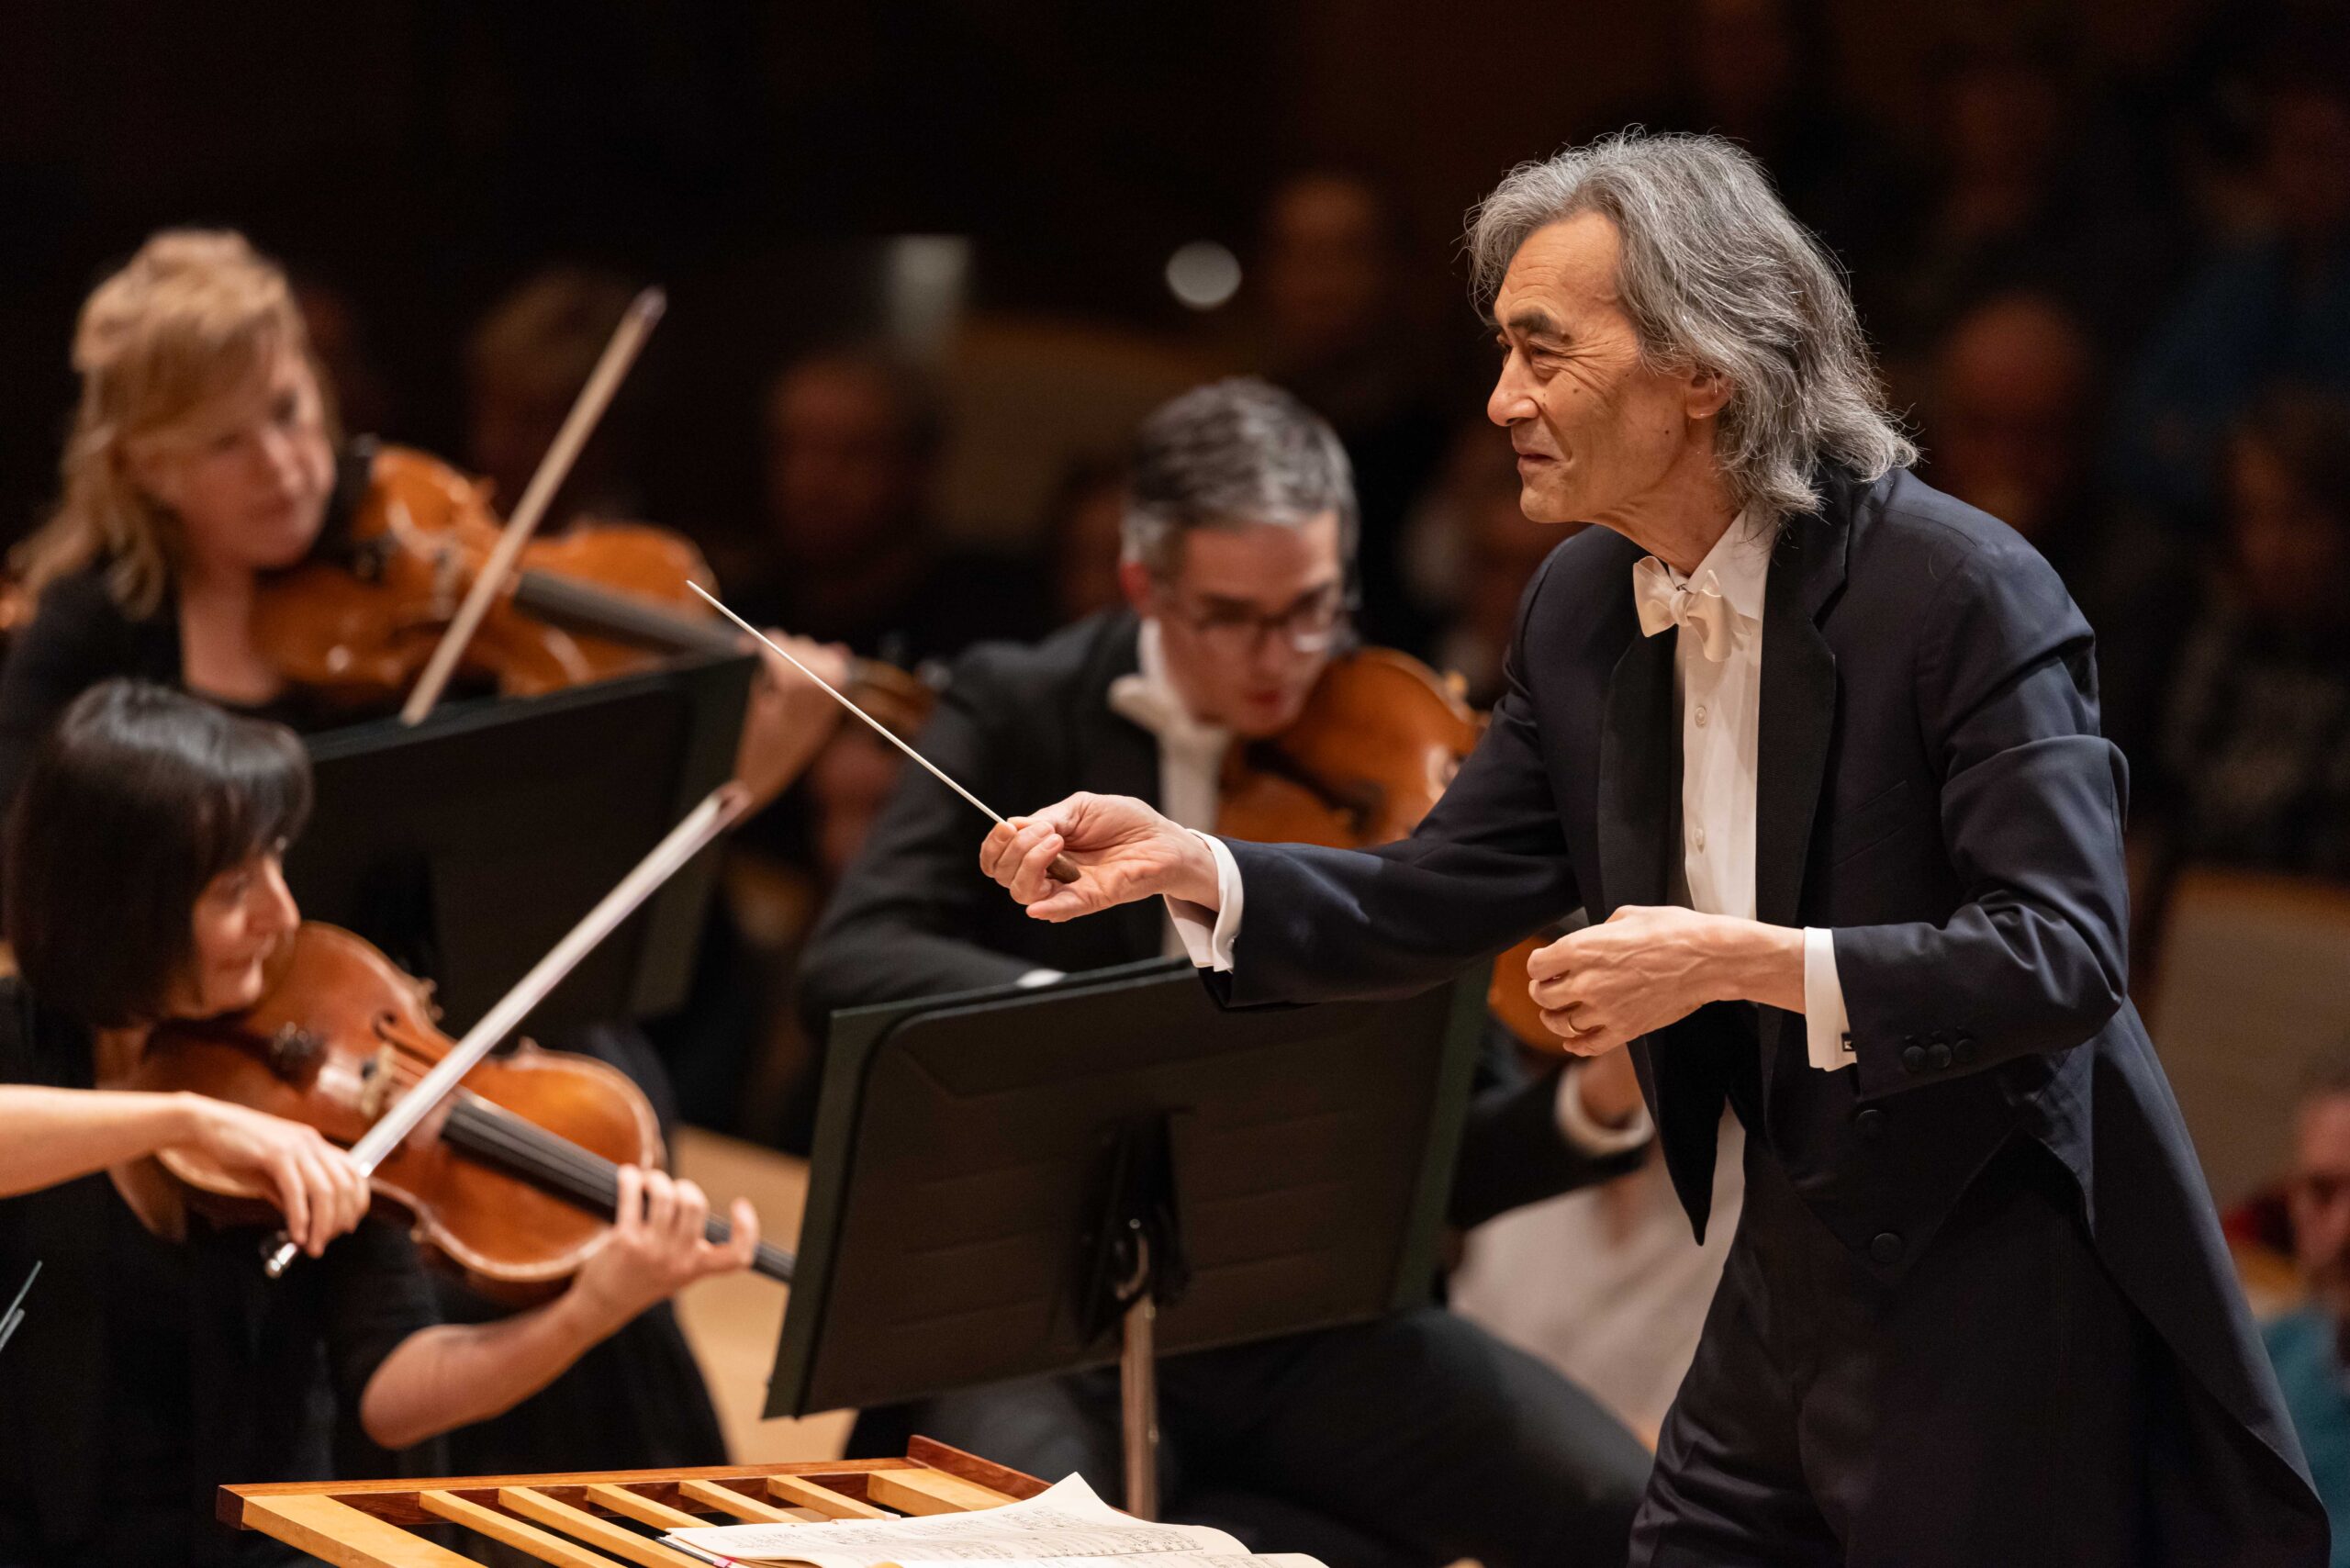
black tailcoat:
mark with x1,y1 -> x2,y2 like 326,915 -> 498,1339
1203,468 -> 2323,1552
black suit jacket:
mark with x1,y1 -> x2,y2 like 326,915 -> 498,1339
1199,468 -> 2321,1527
799,608 -> 1641,1228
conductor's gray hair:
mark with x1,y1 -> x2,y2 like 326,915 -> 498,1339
1468,130 -> 1915,521
1121,377 -> 1358,577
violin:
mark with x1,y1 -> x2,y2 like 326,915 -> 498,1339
118,921 -> 793,1304
252,445 -> 936,732
252,445 -> 741,709
1214,645 -> 1556,1047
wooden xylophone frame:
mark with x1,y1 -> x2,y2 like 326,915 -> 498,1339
219,1436 -> 1047,1567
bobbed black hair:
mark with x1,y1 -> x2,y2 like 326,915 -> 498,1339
4,679 -> 311,1027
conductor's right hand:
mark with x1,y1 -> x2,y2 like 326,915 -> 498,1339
981,792 -> 1221,922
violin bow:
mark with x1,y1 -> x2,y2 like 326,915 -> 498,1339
262,781 -> 750,1278
398,286 -> 667,728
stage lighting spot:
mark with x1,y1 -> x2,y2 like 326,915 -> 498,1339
1166,241 -> 1242,310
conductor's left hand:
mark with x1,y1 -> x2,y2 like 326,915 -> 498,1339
1526,904 -> 1726,1056
980,791 -> 1221,921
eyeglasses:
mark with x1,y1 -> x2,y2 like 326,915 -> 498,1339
1161,583 -> 1349,656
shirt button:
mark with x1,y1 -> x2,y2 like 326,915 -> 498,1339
1695,704 -> 1708,727
1693,827 -> 1707,852
1870,1232 -> 1905,1265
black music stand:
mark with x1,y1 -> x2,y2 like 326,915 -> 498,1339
765,958 -> 1488,1517
285,654 -> 756,1037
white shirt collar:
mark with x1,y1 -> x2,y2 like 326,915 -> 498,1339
1109,619 -> 1232,757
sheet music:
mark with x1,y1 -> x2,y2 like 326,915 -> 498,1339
662,1474 -> 1326,1567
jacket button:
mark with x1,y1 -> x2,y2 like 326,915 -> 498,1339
1870,1232 -> 1904,1265
1854,1107 -> 1886,1142
1927,1041 -> 1953,1070
1900,1045 -> 1926,1074
1953,1035 -> 1978,1065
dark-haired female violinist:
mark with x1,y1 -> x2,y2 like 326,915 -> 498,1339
0,680 -> 759,1566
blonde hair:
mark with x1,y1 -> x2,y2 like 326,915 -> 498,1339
15,230 -> 329,617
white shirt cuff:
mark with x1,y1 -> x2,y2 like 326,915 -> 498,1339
1803,925 -> 1852,1070
1553,1060 -> 1654,1154
1164,832 -> 1242,971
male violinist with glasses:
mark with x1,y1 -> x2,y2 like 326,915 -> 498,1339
800,376 -> 1654,1568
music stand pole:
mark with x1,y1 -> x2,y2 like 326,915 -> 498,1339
1119,1232 -> 1160,1520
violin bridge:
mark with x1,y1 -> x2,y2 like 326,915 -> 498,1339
358,1044 -> 400,1121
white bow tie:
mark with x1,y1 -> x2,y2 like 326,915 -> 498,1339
1633,555 -> 1739,662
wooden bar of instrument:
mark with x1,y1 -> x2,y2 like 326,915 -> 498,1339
220,1438 -> 1042,1567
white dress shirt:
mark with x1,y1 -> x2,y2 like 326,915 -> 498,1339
1170,520 -> 1853,1073
1110,620 -> 1234,958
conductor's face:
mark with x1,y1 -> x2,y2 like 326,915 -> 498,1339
1124,512 -> 1345,740
1487,212 -> 1728,533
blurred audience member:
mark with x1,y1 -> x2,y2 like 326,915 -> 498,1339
2154,387 -> 2350,885
2111,54 -> 2350,520
464,266 -> 643,524
737,347 -> 1045,666
1874,36 -> 2177,374
1926,294 -> 2097,545
1252,171 -> 1449,654
2264,1045 -> 2350,1565
2074,0 -> 2243,230
1623,0 -> 1896,277
1922,293 -> 2194,766
1408,420 -> 1573,708
1041,453 -> 1128,625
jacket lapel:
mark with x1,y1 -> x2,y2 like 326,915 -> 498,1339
1752,511 -> 1843,932
1753,502 -> 1847,1102
1596,627 -> 1679,919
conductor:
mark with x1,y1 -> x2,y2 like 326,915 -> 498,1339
980,132 -> 2327,1567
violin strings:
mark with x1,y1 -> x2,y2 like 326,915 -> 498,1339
356,1044 -> 780,1267
437,1099 -> 771,1262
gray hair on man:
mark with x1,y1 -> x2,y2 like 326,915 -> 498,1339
1467,130 -> 1915,522
1121,376 -> 1358,577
